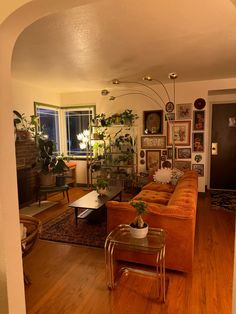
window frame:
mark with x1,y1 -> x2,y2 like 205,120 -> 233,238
61,105 -> 95,158
34,102 -> 95,159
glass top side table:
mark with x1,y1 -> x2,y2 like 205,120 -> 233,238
104,224 -> 166,302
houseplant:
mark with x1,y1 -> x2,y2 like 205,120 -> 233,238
13,110 -> 39,140
36,136 -> 57,186
129,199 -> 149,238
53,157 -> 69,186
120,109 -> 138,126
96,177 -> 109,196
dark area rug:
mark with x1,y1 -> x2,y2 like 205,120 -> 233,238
39,209 -> 107,248
211,190 -> 236,211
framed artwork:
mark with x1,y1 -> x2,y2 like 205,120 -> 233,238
192,164 -> 204,176
176,103 -> 192,120
177,148 -> 192,159
146,150 -> 161,170
194,154 -> 202,163
167,147 -> 177,159
165,101 -> 174,112
140,150 -> 145,158
174,160 -> 192,172
194,98 -> 206,110
193,132 -> 204,152
161,155 -> 166,161
165,113 -> 175,121
193,110 -> 205,130
162,160 -> 172,168
167,121 -> 191,146
141,136 -> 166,149
143,110 -> 163,134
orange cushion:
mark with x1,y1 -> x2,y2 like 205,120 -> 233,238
133,190 -> 172,205
142,181 -> 175,193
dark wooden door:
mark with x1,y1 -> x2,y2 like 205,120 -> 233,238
210,103 -> 236,190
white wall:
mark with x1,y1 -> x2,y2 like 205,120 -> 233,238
12,79 -> 60,116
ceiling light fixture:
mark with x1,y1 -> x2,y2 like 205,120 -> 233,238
102,73 -> 178,168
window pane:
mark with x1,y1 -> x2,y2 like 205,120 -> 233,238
65,110 -> 92,156
36,107 -> 60,153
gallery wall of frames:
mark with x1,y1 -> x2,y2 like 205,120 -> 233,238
139,98 -> 206,178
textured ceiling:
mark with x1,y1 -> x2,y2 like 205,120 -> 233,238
11,0 -> 236,92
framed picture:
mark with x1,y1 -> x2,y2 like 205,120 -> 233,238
165,101 -> 174,112
165,113 -> 175,121
162,160 -> 172,168
143,110 -> 163,134
193,110 -> 205,130
141,136 -> 166,149
193,132 -> 204,152
167,147 -> 177,159
167,121 -> 191,146
174,160 -> 192,172
192,164 -> 204,176
146,150 -> 161,170
177,148 -> 192,159
161,155 -> 166,161
176,103 -> 192,120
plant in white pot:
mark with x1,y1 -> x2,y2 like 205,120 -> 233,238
129,199 -> 149,238
96,177 -> 109,196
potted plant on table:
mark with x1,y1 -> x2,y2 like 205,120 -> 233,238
53,157 -> 69,186
13,110 -> 39,141
129,199 -> 149,238
36,136 -> 57,186
96,177 -> 109,196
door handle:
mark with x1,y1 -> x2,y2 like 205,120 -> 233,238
212,143 -> 218,155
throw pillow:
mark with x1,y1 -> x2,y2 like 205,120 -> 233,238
153,168 -> 172,184
171,167 -> 184,185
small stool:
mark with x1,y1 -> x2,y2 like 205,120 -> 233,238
38,184 -> 69,206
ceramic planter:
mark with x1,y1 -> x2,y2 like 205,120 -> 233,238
129,223 -> 149,238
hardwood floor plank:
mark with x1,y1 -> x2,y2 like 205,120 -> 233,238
24,189 -> 235,313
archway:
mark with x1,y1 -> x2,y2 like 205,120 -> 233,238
0,1 -> 99,312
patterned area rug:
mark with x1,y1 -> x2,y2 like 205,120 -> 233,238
211,190 -> 236,211
39,209 -> 107,248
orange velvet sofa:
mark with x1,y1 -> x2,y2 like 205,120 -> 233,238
106,170 -> 198,273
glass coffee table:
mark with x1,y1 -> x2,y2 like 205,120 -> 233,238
104,224 -> 166,302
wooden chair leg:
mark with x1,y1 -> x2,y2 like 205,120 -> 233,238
24,272 -> 31,286
66,189 -> 69,202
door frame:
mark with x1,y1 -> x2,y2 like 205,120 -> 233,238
207,99 -> 236,190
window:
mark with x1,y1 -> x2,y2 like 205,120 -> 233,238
64,108 -> 93,157
35,105 -> 60,153
35,103 -> 95,157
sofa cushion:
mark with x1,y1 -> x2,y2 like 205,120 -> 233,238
142,181 -> 175,193
132,190 -> 172,205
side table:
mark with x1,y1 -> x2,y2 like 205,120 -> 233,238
104,224 -> 166,302
38,184 -> 69,206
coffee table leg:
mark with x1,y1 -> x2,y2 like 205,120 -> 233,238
74,208 -> 78,225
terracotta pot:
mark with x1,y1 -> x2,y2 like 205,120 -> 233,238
39,173 -> 55,187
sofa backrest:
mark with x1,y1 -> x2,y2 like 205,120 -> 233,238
168,170 -> 198,212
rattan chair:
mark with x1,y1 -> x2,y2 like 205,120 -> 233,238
20,215 -> 42,285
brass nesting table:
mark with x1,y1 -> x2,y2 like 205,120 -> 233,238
104,224 -> 166,302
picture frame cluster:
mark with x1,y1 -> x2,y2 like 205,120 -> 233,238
139,100 -> 205,177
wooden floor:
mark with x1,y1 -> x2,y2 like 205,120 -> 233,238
23,188 -> 235,314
